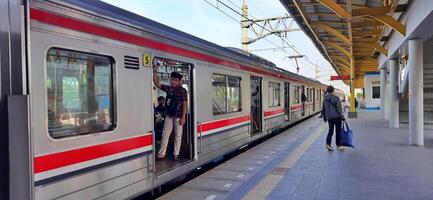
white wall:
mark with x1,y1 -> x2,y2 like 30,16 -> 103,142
364,73 -> 381,109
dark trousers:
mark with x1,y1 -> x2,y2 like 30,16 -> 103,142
326,117 -> 342,146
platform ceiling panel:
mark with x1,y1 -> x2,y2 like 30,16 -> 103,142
279,0 -> 408,81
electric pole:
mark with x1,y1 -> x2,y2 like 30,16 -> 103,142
240,0 -> 299,52
241,0 -> 249,51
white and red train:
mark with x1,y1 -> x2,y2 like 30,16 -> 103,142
0,0 -> 344,199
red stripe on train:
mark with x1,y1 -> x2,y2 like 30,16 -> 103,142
264,108 -> 285,117
30,8 -> 308,84
197,115 -> 250,133
290,105 -> 303,110
34,134 -> 152,174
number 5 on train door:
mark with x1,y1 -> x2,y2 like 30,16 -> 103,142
143,54 -> 151,67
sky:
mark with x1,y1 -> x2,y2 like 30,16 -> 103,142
102,0 -> 348,92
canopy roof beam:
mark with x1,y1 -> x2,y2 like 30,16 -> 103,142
370,15 -> 406,36
323,41 -> 351,58
366,42 -> 388,56
316,0 -> 350,18
332,55 -> 350,66
310,22 -> 351,45
352,30 -> 381,37
352,6 -> 392,16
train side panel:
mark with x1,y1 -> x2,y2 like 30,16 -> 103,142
26,1 -> 330,199
29,3 -> 154,199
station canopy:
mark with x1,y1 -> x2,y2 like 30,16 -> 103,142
279,0 -> 407,87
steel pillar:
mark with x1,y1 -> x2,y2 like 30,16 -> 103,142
348,56 -> 357,118
380,66 -> 388,120
408,39 -> 424,146
388,59 -> 399,128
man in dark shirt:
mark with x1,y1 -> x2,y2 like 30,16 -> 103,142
153,69 -> 188,161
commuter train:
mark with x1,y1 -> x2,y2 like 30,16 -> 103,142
1,0 -> 344,199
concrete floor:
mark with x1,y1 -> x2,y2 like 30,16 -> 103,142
268,110 -> 433,200
158,110 -> 433,200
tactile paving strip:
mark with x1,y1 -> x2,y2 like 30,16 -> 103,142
241,123 -> 325,200
156,117 -> 323,200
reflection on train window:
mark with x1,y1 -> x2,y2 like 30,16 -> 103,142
46,48 -> 116,138
309,88 -> 313,102
212,74 -> 241,115
269,82 -> 280,107
372,85 -> 380,99
227,76 -> 241,112
293,86 -> 300,104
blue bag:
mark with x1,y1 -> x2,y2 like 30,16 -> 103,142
340,121 -> 354,148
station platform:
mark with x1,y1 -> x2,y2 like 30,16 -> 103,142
157,110 -> 433,200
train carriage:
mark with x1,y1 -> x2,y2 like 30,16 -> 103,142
0,0 -> 345,199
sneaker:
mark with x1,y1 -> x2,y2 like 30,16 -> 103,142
172,155 -> 179,161
157,155 -> 165,159
326,144 -> 334,151
337,146 -> 345,150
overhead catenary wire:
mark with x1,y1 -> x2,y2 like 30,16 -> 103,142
202,0 -> 293,57
212,0 -> 328,71
206,0 -> 348,90
249,0 -> 268,18
202,0 -> 240,23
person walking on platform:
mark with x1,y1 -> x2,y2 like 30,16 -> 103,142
153,69 -> 188,161
321,85 -> 345,151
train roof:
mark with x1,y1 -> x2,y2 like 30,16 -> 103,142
62,0 -> 324,86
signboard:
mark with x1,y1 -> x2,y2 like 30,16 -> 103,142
143,54 -> 151,67
330,75 -> 350,80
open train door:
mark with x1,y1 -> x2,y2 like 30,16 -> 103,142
284,82 -> 290,121
301,86 -> 306,116
250,76 -> 262,134
152,57 -> 196,175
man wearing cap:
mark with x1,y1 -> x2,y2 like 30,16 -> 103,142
153,69 -> 188,161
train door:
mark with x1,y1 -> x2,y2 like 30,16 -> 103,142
251,76 -> 262,134
152,57 -> 195,174
284,82 -> 290,121
301,85 -> 306,116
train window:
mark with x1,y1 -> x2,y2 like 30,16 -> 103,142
212,74 -> 227,115
372,86 -> 380,99
227,76 -> 241,112
309,89 -> 313,102
212,74 -> 241,114
269,82 -> 280,107
46,48 -> 116,138
293,86 -> 300,104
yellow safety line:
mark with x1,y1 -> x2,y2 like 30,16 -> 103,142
241,122 -> 325,200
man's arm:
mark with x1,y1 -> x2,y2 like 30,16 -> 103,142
336,99 -> 345,120
179,100 -> 188,125
153,68 -> 162,89
321,102 -> 327,121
